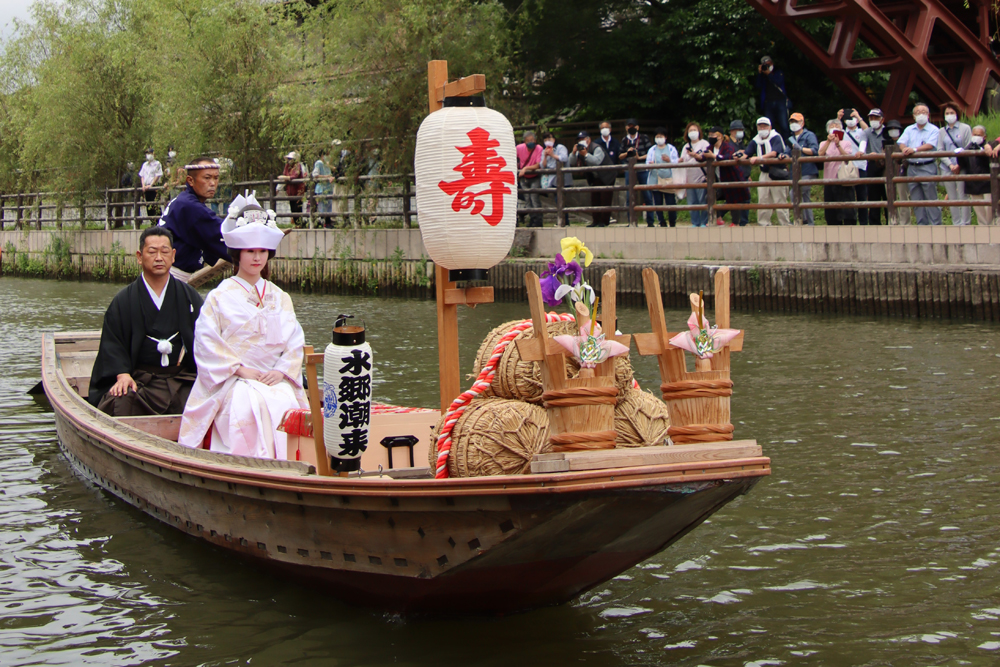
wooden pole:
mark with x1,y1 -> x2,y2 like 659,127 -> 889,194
428,60 -> 461,413
885,144 -> 896,224
556,160 -> 566,227
790,146 -> 802,225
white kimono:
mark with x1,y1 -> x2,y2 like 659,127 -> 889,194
178,276 -> 308,459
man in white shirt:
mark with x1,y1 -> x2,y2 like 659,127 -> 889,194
936,101 -> 973,225
897,103 -> 942,225
139,148 -> 164,221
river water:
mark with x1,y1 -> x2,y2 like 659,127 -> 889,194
1,276 -> 999,666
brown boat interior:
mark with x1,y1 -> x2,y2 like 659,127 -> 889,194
52,331 -> 763,479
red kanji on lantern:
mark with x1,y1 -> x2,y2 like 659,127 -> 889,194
438,127 -> 515,226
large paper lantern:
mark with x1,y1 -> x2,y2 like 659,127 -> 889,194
323,315 -> 373,473
415,97 -> 516,281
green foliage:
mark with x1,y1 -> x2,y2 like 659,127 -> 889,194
511,0 -> 841,135
282,0 -> 519,175
43,234 -> 75,277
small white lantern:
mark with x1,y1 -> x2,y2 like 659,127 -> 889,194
323,315 -> 373,473
415,97 -> 517,281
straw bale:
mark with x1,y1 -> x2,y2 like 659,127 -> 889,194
614,390 -> 671,447
430,399 -> 550,477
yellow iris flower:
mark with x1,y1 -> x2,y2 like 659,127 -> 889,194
560,236 -> 593,267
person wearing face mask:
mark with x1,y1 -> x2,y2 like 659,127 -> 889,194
709,126 -> 749,226
516,130 -> 545,228
738,117 -> 790,226
597,121 -> 623,220
680,123 -> 711,227
539,132 -> 572,191
786,112 -> 819,225
277,151 -> 307,226
645,127 -> 679,227
570,131 -> 615,227
139,148 -> 163,222
729,120 -> 752,226
619,119 -> 653,219
882,119 -> 911,226
897,103 -> 942,225
818,118 -> 860,225
936,102 -> 973,225
957,125 -> 995,225
836,108 -> 870,223
863,109 -> 888,225
755,56 -> 791,141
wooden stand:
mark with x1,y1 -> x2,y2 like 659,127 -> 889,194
426,60 -> 496,412
518,270 -> 631,452
302,345 -> 334,477
634,267 -> 744,444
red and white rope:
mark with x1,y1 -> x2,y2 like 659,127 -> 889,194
434,312 -> 574,478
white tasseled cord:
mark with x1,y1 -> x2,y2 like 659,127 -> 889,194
147,332 -> 179,367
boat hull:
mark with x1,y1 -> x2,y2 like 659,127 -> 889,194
44,332 -> 769,613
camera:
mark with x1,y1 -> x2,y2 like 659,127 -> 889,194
577,142 -> 587,152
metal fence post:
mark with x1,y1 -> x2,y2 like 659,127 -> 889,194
790,146 -> 802,225
104,189 -> 111,231
132,187 -> 140,230
15,194 -> 22,231
885,144 -> 896,224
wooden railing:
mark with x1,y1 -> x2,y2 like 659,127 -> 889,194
0,148 -> 996,231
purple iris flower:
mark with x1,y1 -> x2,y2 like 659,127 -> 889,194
565,260 -> 583,286
540,274 -> 562,307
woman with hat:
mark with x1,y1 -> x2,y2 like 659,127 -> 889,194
278,151 -> 307,225
178,194 -> 308,459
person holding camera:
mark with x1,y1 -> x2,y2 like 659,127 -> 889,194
936,101 -> 973,226
738,117 -> 790,226
837,108 -> 870,223
680,122 -> 711,227
711,127 -> 749,226
818,119 -> 860,225
756,56 -> 791,141
569,131 -> 615,227
862,109 -> 889,225
728,121 -> 752,226
619,119 -> 653,216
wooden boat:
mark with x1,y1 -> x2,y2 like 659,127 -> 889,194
41,318 -> 769,613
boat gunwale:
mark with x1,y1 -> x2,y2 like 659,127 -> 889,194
43,332 -> 771,498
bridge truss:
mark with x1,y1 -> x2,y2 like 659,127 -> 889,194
747,0 -> 1000,117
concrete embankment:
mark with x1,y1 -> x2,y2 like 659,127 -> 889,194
2,227 -> 999,320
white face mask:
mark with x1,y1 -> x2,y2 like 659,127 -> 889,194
971,135 -> 985,145
167,151 -> 176,159
655,137 -> 666,146
735,131 -> 744,140
758,129 -> 770,139
544,140 -> 554,148
145,153 -> 154,162
914,113 -> 929,126
845,119 -> 858,128
888,129 -> 901,139
945,113 -> 957,125
870,120 -> 881,130
789,122 -> 802,133
688,130 -> 700,141
600,128 -> 611,138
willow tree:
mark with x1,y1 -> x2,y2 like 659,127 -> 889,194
148,0 -> 293,181
283,0 -> 521,176
0,0 -> 154,193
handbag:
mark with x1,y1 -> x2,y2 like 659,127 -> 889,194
837,162 -> 859,180
657,175 -> 674,187
768,166 -> 790,180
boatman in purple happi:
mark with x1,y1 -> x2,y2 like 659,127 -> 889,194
158,156 -> 230,283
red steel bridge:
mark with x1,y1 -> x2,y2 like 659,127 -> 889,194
747,0 -> 999,117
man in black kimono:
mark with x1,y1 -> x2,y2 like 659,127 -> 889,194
88,226 -> 204,416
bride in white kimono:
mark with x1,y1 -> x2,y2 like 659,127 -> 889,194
178,195 -> 307,459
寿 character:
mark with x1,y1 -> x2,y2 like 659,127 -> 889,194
437,128 -> 515,226
338,401 -> 371,429
339,349 -> 372,376
338,374 -> 371,402
339,428 -> 369,457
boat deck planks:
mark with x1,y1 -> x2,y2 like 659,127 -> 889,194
531,440 -> 762,473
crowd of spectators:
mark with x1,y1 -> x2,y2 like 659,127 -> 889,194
516,56 -> 998,227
